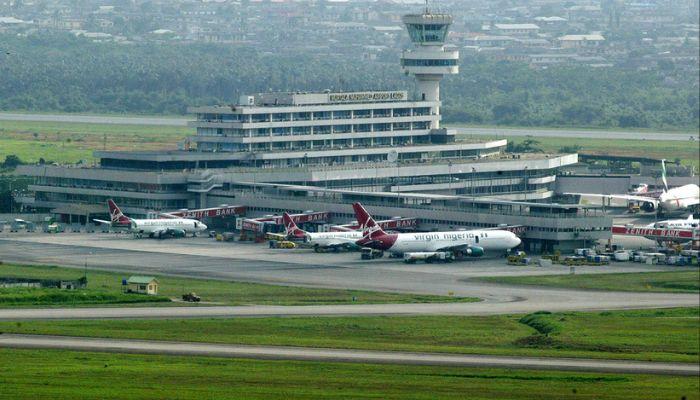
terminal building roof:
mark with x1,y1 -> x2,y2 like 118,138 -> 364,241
235,90 -> 410,107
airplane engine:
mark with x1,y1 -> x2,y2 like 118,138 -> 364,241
171,229 -> 186,238
640,202 -> 656,212
465,246 -> 484,257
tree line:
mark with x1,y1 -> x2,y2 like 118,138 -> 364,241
1,33 -> 697,129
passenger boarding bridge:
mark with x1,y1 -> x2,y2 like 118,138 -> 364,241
206,182 -> 612,253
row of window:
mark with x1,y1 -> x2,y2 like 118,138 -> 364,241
36,192 -> 187,211
406,23 -> 449,43
401,59 -> 458,67
198,122 -> 431,137
197,107 -> 431,124
199,136 -> 428,153
35,177 -> 185,194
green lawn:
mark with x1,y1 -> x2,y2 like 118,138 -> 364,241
0,348 -> 696,400
1,308 -> 697,363
459,134 -> 700,169
447,123 -> 697,134
2,118 -> 698,167
477,271 -> 700,293
0,287 -> 170,306
0,120 -> 189,163
0,264 -> 478,306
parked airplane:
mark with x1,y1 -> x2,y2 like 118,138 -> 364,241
352,203 -> 521,257
646,215 -> 699,229
566,160 -> 699,215
282,212 -> 362,251
94,200 -> 207,239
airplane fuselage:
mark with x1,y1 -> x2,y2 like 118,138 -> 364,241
130,218 -> 206,237
647,217 -> 699,230
359,230 -> 521,254
306,231 -> 364,248
658,184 -> 700,213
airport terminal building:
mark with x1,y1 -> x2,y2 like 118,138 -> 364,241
14,8 -> 612,251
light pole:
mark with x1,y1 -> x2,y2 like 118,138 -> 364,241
448,160 -> 453,193
396,161 -> 401,200
83,251 -> 93,282
471,167 -> 476,200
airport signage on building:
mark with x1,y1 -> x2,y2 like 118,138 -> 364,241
337,217 -> 417,231
329,91 -> 406,103
168,205 -> 246,220
611,225 -> 695,240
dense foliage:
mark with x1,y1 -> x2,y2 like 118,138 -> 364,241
1,33 -> 697,129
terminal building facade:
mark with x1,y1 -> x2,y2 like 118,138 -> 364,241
15,7 -> 611,251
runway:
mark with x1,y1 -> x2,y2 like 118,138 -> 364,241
0,112 -> 187,126
1,334 -> 696,376
1,112 -> 696,140
453,126 -> 699,141
0,233 -> 697,318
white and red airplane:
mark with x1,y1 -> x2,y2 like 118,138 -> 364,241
646,215 -> 699,230
566,160 -> 699,215
282,212 -> 363,251
352,203 -> 521,257
94,200 -> 207,239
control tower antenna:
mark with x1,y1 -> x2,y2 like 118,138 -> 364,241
400,5 -> 458,129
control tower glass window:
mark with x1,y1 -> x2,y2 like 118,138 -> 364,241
401,59 -> 458,67
406,23 -> 449,43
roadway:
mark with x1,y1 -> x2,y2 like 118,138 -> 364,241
1,334 -> 696,376
1,112 -> 697,140
452,126 -> 699,141
0,233 -> 697,319
0,112 -> 187,126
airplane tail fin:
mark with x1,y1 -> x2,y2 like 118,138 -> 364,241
661,159 -> 669,192
107,199 -> 131,225
352,202 -> 385,238
282,212 -> 305,238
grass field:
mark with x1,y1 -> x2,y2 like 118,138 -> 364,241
447,122 -> 698,134
1,308 -> 697,363
459,134 -> 700,169
0,264 -> 477,306
0,120 -> 189,163
477,270 -> 700,293
0,287 -> 170,306
0,348 -> 696,400
2,118 -> 698,167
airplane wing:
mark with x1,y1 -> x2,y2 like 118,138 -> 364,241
435,243 -> 470,252
329,225 -> 355,232
266,232 -> 287,241
158,213 -> 180,219
563,193 -> 659,206
682,198 -> 700,208
323,237 -> 360,247
92,219 -> 112,225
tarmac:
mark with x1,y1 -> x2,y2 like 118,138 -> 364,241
1,334 -> 697,376
1,112 -> 697,140
0,232 -> 697,319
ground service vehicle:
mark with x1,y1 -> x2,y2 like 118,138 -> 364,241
361,248 -> 384,259
403,251 -> 455,264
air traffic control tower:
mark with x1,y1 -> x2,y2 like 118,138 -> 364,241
401,6 -> 459,129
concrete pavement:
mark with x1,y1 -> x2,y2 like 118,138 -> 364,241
453,126 -> 699,141
0,234 -> 697,318
0,295 -> 697,321
1,334 -> 696,375
1,112 -> 696,140
0,112 -> 187,126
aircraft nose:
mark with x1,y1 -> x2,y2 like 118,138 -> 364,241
200,223 -> 208,231
512,235 -> 522,248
